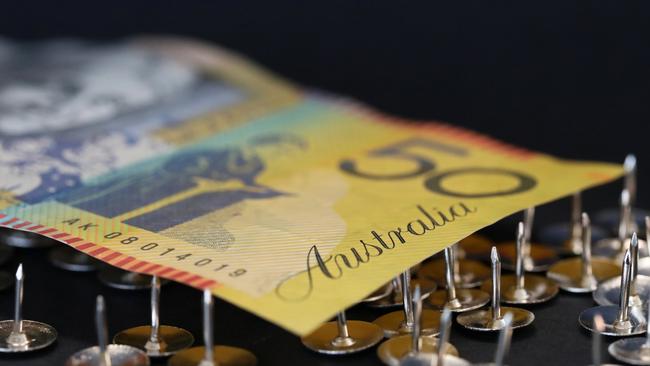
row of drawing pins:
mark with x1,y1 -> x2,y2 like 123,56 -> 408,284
299,154 -> 650,365
0,264 -> 258,366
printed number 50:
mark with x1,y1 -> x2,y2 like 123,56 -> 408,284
339,138 -> 536,198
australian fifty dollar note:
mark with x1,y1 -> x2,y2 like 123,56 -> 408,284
0,37 -> 622,335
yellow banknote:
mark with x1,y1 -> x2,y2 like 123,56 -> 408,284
0,37 -> 622,335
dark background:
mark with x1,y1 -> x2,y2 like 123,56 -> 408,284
0,1 -> 649,365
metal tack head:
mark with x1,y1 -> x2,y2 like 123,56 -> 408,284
0,227 -> 57,248
428,246 -> 490,312
361,282 -> 395,303
373,271 -> 441,338
66,295 -> 149,366
548,213 -> 620,293
457,247 -> 534,332
593,190 -> 649,260
399,353 -> 471,366
540,192 -> 598,255
608,302 -> 650,365
456,234 -> 493,260
593,233 -> 650,307
301,311 -> 383,355
497,208 -> 558,272
113,276 -> 194,357
377,335 -> 459,366
418,243 -> 490,288
168,290 -> 257,366
378,287 -> 458,365
472,312 -> 515,366
0,264 -> 57,353
365,277 -> 436,309
579,249 -> 646,337
49,245 -> 100,272
482,222 -> 558,304
594,155 -> 650,234
397,307 -> 471,366
98,266 -> 168,291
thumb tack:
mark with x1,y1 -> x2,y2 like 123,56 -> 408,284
377,288 -> 459,365
594,155 -> 650,235
168,290 -> 257,366
428,245 -> 490,312
593,233 -> 650,307
593,189 -> 648,261
456,233 -> 493,260
374,270 -> 441,338
457,247 -> 534,332
114,276 -> 194,357
0,264 -> 57,353
497,207 -> 558,273
301,310 -> 383,355
418,242 -> 490,289
472,312 -> 515,366
66,295 -> 149,365
402,306 -> 470,365
579,248 -> 646,337
541,192 -> 585,255
608,301 -> 650,365
365,275 -> 436,309
547,213 -> 620,293
481,222 -> 558,304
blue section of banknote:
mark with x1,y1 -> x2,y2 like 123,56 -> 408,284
0,39 -> 248,203
53,101 -> 320,233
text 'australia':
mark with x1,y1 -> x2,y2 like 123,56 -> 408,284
275,201 -> 477,301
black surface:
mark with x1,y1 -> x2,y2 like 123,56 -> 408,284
0,2 -> 649,365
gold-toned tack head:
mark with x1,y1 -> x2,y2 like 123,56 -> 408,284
456,234 -> 493,260
373,309 -> 441,338
114,276 -> 194,357
168,346 -> 257,366
98,266 -> 167,290
365,278 -> 436,308
548,213 -> 620,293
49,245 -> 100,272
499,208 -> 558,272
301,318 -> 383,355
168,290 -> 257,366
